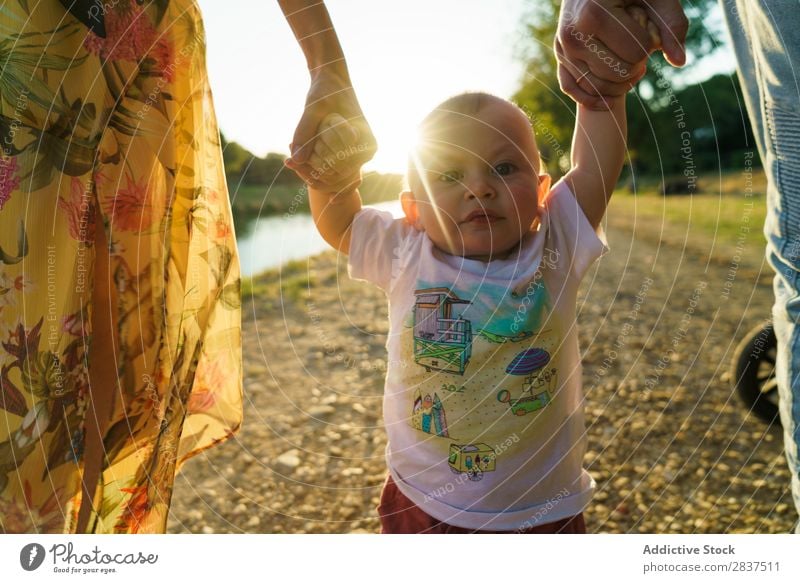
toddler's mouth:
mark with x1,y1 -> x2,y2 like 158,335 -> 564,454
462,210 -> 501,225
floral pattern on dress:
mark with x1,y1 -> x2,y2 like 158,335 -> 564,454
0,0 -> 242,533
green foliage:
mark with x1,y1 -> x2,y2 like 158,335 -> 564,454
626,72 -> 757,176
514,0 -> 572,174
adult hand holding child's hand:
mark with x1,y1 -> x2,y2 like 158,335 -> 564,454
556,0 -> 687,110
305,112 -> 365,196
285,70 -> 377,194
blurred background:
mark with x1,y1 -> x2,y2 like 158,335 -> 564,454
167,0 -> 793,534
197,0 -> 747,274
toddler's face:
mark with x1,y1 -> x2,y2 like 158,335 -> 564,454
402,99 -> 548,262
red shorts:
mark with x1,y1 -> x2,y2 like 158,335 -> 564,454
377,474 -> 586,534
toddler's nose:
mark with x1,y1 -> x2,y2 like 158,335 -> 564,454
464,174 -> 496,199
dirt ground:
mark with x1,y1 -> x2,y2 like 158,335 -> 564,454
167,221 -> 796,533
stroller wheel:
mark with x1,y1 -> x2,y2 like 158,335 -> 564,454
731,322 -> 781,426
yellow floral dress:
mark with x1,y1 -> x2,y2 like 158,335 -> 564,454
0,0 -> 242,532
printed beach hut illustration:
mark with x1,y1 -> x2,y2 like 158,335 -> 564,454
412,287 -> 472,375
497,347 -> 557,415
448,443 -> 496,481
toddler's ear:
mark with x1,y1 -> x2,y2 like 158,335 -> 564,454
537,173 -> 552,204
400,191 -> 423,231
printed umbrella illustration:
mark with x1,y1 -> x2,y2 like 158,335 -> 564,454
497,348 -> 552,415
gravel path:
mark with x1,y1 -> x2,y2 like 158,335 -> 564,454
167,221 -> 797,534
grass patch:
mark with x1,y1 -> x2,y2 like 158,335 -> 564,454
608,191 -> 767,250
607,169 -> 770,278
240,257 -> 319,305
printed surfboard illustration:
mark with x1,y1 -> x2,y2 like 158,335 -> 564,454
497,347 -> 558,415
412,390 -> 450,437
448,443 -> 496,481
412,287 -> 472,375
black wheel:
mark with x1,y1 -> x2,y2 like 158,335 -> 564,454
731,322 -> 781,426
467,469 -> 483,482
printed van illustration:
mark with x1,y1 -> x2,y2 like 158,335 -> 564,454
448,443 -> 496,481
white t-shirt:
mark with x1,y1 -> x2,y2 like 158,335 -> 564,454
348,178 -> 608,531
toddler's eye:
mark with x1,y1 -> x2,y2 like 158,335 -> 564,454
493,162 -> 516,176
437,170 -> 462,183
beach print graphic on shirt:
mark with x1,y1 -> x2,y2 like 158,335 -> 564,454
412,390 -> 450,437
412,287 -> 473,375
496,348 -> 559,415
448,443 -> 497,481
400,274 -> 561,474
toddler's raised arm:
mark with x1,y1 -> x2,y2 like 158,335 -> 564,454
563,97 -> 627,229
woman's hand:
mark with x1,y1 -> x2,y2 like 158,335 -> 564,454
285,69 -> 377,193
556,0 -> 688,110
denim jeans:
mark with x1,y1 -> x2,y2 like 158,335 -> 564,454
721,0 -> 800,533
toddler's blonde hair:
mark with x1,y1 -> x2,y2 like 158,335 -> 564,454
405,92 -> 546,195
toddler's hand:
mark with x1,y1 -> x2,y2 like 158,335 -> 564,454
308,113 -> 365,194
626,5 -> 662,53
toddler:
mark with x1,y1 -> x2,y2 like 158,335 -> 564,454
295,18 -> 655,529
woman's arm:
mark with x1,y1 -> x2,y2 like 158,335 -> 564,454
278,0 -> 347,76
278,0 -> 376,190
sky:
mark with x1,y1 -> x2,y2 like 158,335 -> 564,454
197,0 -> 737,174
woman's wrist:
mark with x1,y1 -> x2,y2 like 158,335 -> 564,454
279,0 -> 350,78
308,55 -> 350,86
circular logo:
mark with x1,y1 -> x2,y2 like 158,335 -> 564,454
19,543 -> 46,571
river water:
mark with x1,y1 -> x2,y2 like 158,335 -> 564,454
236,200 -> 403,276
